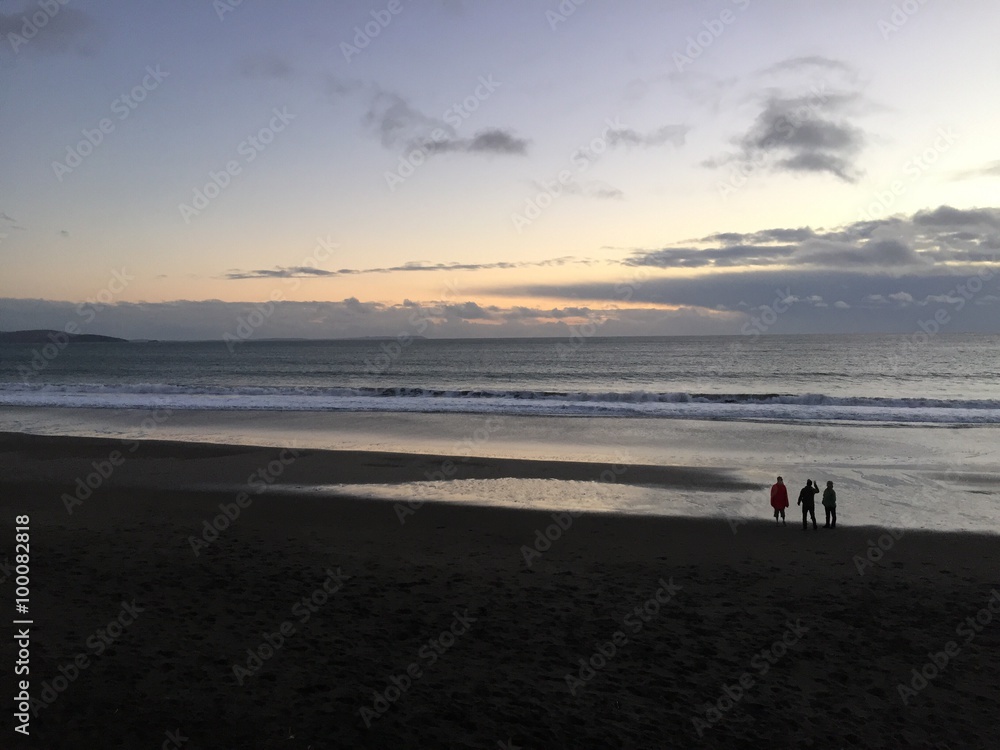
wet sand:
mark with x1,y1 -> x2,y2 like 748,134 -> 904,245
1,432 -> 999,748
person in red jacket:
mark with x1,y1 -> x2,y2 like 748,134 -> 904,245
770,476 -> 789,525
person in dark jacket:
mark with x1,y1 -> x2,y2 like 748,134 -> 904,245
797,479 -> 819,530
822,481 -> 837,528
770,476 -> 789,525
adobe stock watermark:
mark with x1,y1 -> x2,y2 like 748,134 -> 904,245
61,408 -> 172,515
16,267 -> 134,382
341,0 -> 406,63
857,126 -> 959,221
565,578 -> 683,695
223,235 -> 338,352
546,0 -> 587,30
520,453 -> 629,567
26,601 -> 144,718
897,589 -> 1000,704
188,446 -> 302,555
363,277 -> 461,375
384,74 -> 502,192
232,568 -> 350,685
555,268 -> 652,360
673,0 -> 751,72
213,0 -> 244,22
178,107 -> 296,223
158,729 -> 189,750
6,0 -> 72,54
880,265 -> 997,376
878,0 -> 932,40
740,287 -> 796,339
52,66 -> 169,182
510,116 -> 626,232
360,609 -> 477,727
394,415 -> 506,524
704,285 -> 798,386
692,618 -> 809,736
853,502 -> 938,575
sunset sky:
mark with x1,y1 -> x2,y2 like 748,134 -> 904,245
2,0 -> 998,339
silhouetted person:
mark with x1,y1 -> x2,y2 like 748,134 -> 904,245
770,476 -> 789,525
822,481 -> 837,528
797,479 -> 819,530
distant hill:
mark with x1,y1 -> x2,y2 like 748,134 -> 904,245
0,330 -> 128,344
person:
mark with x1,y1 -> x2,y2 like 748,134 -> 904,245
770,476 -> 789,525
797,479 -> 819,530
822,480 -> 837,528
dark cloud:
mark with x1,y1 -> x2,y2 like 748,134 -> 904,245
488,267 -> 1000,334
795,238 -> 923,267
627,207 -> 998,271
706,54 -> 870,183
0,5 -> 95,57
627,245 -> 797,269
607,124 -> 688,149
239,54 -> 294,80
913,206 -> 1000,229
485,205 -> 1000,333
722,93 -> 867,181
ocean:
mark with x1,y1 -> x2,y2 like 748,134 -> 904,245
1,333 -> 998,424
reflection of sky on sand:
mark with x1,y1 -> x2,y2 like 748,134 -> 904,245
275,468 -> 1000,535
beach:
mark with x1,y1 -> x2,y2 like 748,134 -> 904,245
3,430 -> 999,748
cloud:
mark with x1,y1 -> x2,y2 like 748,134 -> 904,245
913,206 -> 1000,229
488,266 -> 1000,333
224,255 -> 596,280
423,128 -> 529,155
794,238 -> 923,267
442,301 -> 493,320
0,4 -> 95,57
953,160 -> 1000,180
705,56 -> 870,183
485,205 -> 1000,333
239,54 -> 294,80
1,212 -> 24,230
607,124 -> 688,149
353,86 -> 527,157
761,56 -> 860,80
625,207 -> 999,271
722,93 -> 867,181
536,178 -> 623,201
363,90 -> 444,149
0,297 -> 739,340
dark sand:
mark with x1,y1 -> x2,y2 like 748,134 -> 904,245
1,432 -> 999,749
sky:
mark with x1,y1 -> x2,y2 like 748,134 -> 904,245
1,0 -> 998,340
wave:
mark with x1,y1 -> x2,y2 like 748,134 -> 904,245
1,382 -> 999,424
